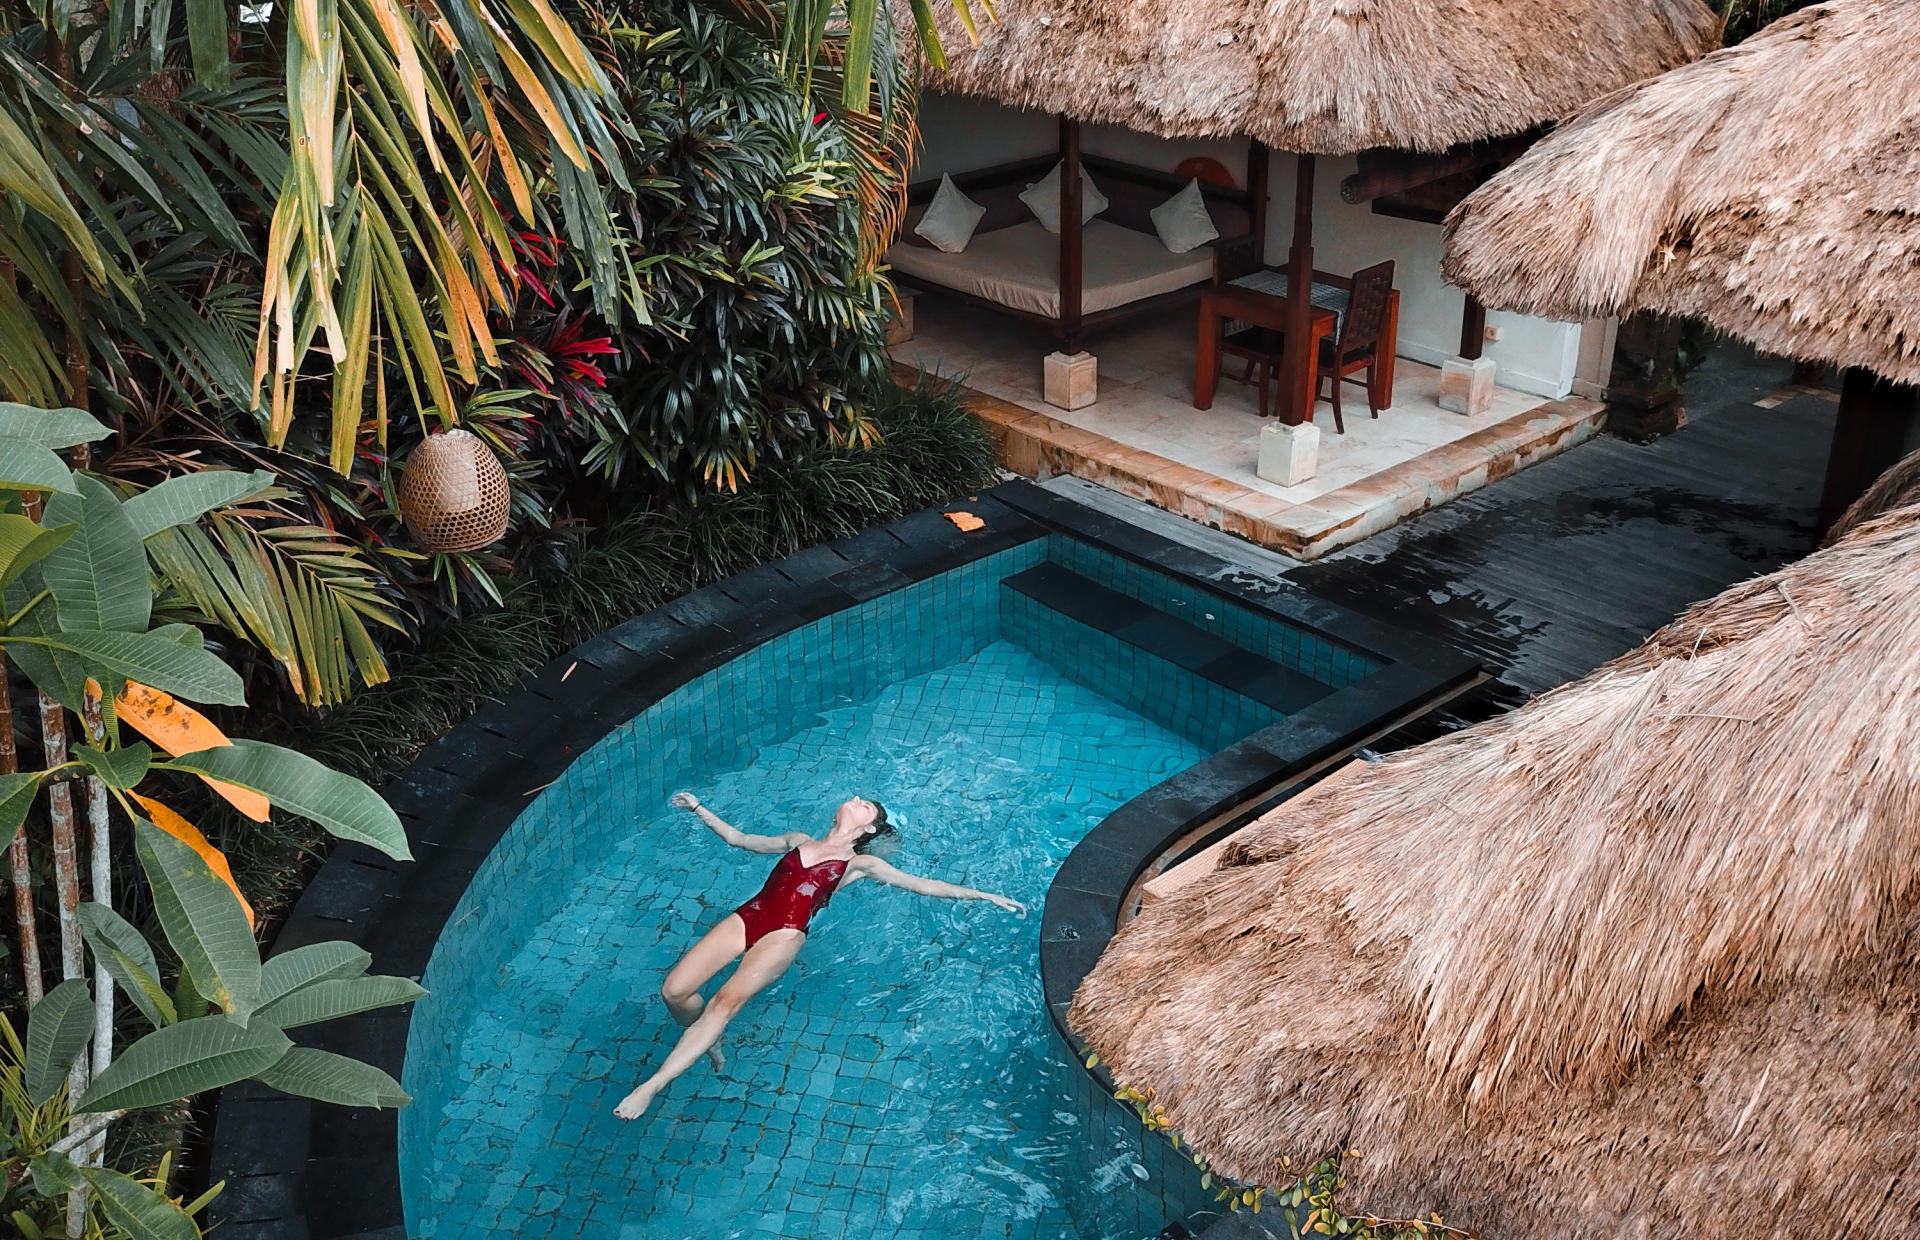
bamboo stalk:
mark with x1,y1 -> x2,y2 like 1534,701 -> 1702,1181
79,685 -> 111,1172
1,657 -> 40,1003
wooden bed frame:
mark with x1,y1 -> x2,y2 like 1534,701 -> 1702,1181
892,120 -> 1271,353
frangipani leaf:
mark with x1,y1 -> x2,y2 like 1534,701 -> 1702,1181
120,469 -> 275,542
0,404 -> 111,448
162,740 -> 409,859
0,514 -> 72,589
14,628 -> 246,706
80,902 -> 177,1029
74,1015 -> 289,1114
42,475 -> 153,633
254,1046 -> 410,1108
74,742 -> 152,791
0,441 -> 76,493
134,822 -> 260,1024
258,942 -> 372,1008
24,978 -> 94,1104
132,793 -> 255,930
255,974 -> 424,1029
117,681 -> 270,820
78,1165 -> 201,1240
0,771 -> 41,852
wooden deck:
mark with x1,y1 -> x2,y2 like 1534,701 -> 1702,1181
1046,346 -> 1839,742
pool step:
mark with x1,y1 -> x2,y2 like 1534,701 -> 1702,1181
1002,562 -> 1334,715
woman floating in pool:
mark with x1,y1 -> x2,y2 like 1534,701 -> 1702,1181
614,791 -> 1026,1119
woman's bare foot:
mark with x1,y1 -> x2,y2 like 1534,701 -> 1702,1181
614,1082 -> 660,1120
706,1040 -> 725,1074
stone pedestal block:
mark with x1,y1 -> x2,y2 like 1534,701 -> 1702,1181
1438,355 -> 1498,416
884,290 -> 916,347
1256,420 -> 1319,486
1043,351 -> 1098,410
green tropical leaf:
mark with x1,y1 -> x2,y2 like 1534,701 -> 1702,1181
258,942 -> 373,1008
0,405 -> 111,448
74,742 -> 153,791
29,1149 -> 80,1196
0,514 -> 73,589
25,978 -> 95,1104
120,469 -> 275,542
134,822 -> 260,1025
42,474 -> 153,633
0,441 -> 77,494
80,902 -> 177,1029
161,740 -> 410,859
14,628 -> 246,706
254,1046 -> 410,1108
4,568 -> 89,709
256,974 -> 424,1029
0,770 -> 41,852
145,511 -> 398,707
78,1165 -> 201,1240
74,1015 -> 289,1114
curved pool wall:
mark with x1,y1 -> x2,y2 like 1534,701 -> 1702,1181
205,481 -> 1481,1240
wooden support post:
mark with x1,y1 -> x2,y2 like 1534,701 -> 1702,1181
1603,311 -> 1686,441
1459,295 -> 1487,361
1818,369 -> 1920,533
1247,140 -> 1271,268
1059,115 -> 1084,354
1279,153 -> 1317,426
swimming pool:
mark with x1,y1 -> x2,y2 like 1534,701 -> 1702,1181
210,482 -> 1478,1240
398,535 -> 1371,1239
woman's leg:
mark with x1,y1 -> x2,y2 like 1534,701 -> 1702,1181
614,928 -> 807,1119
659,915 -> 748,1070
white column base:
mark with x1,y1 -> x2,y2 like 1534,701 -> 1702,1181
1044,351 -> 1098,410
1257,420 -> 1320,486
1438,355 -> 1498,416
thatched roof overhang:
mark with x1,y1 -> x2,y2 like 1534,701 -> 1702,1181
921,0 -> 1719,155
1067,471 -> 1920,1238
1443,0 -> 1920,385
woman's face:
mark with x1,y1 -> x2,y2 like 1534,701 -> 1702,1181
834,796 -> 881,836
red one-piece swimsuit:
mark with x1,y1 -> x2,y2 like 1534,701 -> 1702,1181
733,849 -> 850,947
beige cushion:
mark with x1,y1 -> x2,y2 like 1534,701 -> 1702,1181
1019,162 -> 1110,233
885,220 -> 1215,318
1150,178 -> 1221,254
913,174 -> 987,253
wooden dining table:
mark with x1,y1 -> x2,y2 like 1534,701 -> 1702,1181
1192,283 -> 1338,421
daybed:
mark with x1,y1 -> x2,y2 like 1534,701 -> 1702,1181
887,145 -> 1268,353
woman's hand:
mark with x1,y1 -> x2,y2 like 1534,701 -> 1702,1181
670,791 -> 700,811
982,893 -> 1027,916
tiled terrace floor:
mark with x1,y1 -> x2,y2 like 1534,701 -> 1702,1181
892,293 -> 1604,559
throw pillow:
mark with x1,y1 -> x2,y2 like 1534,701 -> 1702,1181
1019,162 -> 1110,233
1150,178 -> 1221,254
913,174 -> 988,253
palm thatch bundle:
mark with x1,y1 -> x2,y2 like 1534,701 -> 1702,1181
918,0 -> 1718,154
1443,0 -> 1920,384
1069,471 -> 1920,1239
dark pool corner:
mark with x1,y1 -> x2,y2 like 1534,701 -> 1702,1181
204,479 -> 1479,1240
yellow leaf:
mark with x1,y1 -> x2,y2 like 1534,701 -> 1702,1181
116,682 -> 271,822
945,511 -> 985,532
132,793 -> 255,931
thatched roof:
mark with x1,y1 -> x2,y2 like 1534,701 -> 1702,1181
920,0 -> 1719,155
1443,0 -> 1920,385
1068,467 -> 1920,1238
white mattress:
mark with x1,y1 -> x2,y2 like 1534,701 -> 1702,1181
885,220 -> 1216,318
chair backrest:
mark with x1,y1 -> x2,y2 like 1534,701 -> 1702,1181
1338,261 -> 1395,353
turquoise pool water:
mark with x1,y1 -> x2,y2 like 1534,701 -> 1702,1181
402,540 -> 1362,1239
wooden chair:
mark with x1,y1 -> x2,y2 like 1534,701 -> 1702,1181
1317,261 -> 1395,433
1218,324 -> 1287,418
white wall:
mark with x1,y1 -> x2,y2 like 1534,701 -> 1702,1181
909,92 -> 1584,400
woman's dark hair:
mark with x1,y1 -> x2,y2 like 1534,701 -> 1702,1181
856,800 -> 896,854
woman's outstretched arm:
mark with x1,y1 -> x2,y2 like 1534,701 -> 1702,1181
845,855 -> 1026,915
670,792 -> 809,855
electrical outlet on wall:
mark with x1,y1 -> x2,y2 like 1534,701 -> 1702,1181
1483,324 -> 1503,344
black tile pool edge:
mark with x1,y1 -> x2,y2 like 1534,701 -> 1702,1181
204,479 -> 1480,1240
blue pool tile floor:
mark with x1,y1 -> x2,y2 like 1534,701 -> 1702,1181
409,642 -> 1209,1240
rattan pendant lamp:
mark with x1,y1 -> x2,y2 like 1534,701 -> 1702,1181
396,427 -> 511,553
